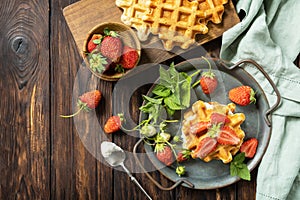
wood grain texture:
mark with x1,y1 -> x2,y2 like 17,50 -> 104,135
2,0 -> 298,199
0,0 -> 50,199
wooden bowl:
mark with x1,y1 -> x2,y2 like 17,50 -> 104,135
82,22 -> 141,81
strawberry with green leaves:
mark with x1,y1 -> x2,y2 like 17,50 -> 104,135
229,86 -> 256,106
155,145 -> 174,166
199,57 -> 218,94
88,53 -> 111,74
60,90 -> 102,118
240,138 -> 258,158
176,149 -> 191,162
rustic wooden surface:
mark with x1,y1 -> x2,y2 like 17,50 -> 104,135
0,0 -> 299,199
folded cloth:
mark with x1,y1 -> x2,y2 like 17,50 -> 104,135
220,0 -> 300,199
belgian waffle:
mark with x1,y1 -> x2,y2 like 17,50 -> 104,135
181,100 -> 245,164
116,0 -> 228,50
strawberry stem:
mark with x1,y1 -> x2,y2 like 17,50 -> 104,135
202,56 -> 212,72
189,70 -> 201,78
60,106 -> 83,118
191,80 -> 200,88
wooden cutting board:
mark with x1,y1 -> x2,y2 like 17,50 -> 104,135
63,0 -> 240,63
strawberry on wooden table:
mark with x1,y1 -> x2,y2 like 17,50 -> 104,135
104,115 -> 122,134
229,86 -> 256,106
240,138 -> 258,158
155,145 -> 174,166
60,90 -> 102,118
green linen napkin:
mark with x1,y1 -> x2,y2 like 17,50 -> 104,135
220,0 -> 300,199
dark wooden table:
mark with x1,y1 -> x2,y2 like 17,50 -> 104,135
1,0 -> 300,199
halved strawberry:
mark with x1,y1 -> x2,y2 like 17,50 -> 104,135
87,34 -> 102,53
104,115 -> 122,134
156,146 -> 174,166
189,121 -> 210,136
210,113 -> 230,125
229,86 -> 256,106
240,138 -> 258,158
217,126 -> 240,145
119,46 -> 139,69
195,137 -> 217,159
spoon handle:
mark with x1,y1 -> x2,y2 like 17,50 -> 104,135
121,163 -> 152,200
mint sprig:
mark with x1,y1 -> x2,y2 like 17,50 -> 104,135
230,152 -> 251,181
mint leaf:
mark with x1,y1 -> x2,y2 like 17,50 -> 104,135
233,152 -> 246,163
238,163 -> 251,181
164,94 -> 182,110
143,95 -> 163,105
152,84 -> 171,97
230,153 -> 251,181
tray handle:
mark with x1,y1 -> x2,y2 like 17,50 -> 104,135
220,59 -> 281,126
133,138 -> 194,190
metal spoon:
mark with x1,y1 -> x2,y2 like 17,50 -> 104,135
101,141 -> 152,200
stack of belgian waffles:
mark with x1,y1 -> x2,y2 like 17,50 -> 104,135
116,0 -> 228,50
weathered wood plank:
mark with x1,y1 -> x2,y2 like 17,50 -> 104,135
0,0 -> 50,198
51,0 -> 114,199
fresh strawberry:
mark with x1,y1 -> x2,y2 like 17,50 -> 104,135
119,46 -> 139,69
200,73 -> 218,94
87,34 -> 102,53
100,36 -> 123,63
240,138 -> 258,158
79,90 -> 102,109
88,53 -> 111,74
229,86 -> 256,106
210,113 -> 230,125
104,116 -> 122,134
195,137 -> 217,159
60,90 -> 102,118
176,150 -> 191,162
156,146 -> 174,166
217,126 -> 240,145
189,121 -> 209,136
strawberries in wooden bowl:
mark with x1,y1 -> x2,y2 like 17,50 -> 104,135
83,22 -> 141,81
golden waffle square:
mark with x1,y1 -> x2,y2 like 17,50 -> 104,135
141,0 -> 209,50
181,100 -> 245,164
116,0 -> 229,50
116,0 -> 153,41
197,0 -> 228,24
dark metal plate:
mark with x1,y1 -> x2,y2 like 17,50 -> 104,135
141,58 -> 272,189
